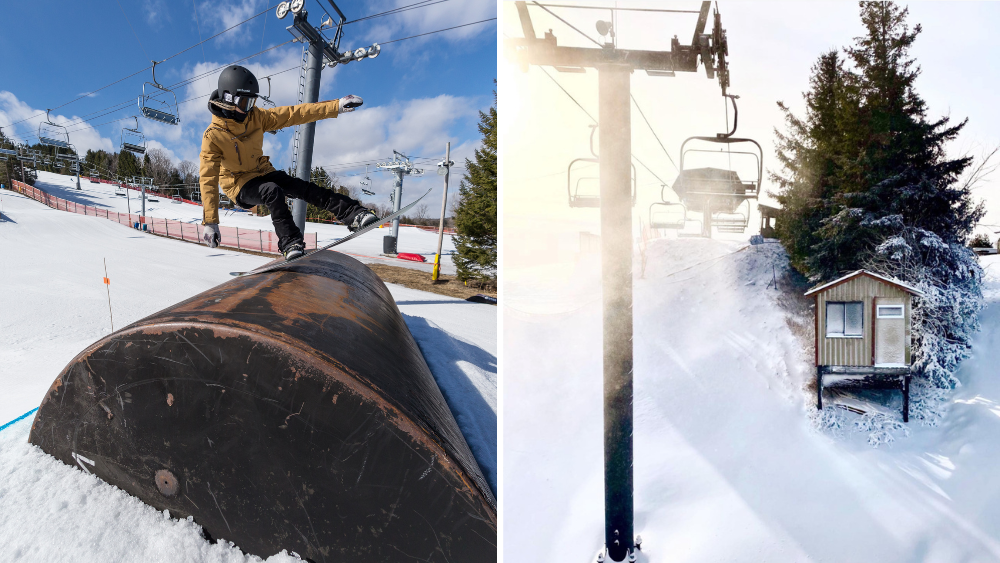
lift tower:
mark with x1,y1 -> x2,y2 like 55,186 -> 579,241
505,3 -> 731,561
276,0 -> 381,235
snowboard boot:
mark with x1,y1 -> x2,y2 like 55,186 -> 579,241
348,209 -> 380,233
282,242 -> 305,261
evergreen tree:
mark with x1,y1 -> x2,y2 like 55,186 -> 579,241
306,166 -> 337,222
774,2 -> 987,410
453,88 -> 497,285
117,150 -> 141,179
772,50 -> 853,273
812,2 -> 980,279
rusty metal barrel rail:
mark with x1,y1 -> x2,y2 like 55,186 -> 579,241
29,251 -> 496,561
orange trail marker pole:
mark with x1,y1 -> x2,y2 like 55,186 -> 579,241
103,258 -> 114,332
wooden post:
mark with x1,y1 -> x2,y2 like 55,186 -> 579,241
817,368 -> 823,410
902,375 -> 910,423
599,63 -> 633,563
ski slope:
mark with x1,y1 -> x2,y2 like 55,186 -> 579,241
20,171 -> 456,274
505,236 -> 1000,563
0,186 -> 495,562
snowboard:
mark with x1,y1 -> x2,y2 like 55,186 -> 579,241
230,187 -> 433,277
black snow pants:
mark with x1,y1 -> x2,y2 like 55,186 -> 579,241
236,171 -> 367,252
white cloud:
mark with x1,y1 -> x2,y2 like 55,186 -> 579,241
354,0 -> 497,47
0,91 -> 114,155
145,139 -> 179,162
196,0 -> 267,46
143,0 -> 170,26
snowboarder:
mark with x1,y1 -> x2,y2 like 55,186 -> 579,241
199,65 -> 379,260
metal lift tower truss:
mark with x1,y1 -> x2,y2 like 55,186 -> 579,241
505,3 -> 731,561
275,0 -> 381,235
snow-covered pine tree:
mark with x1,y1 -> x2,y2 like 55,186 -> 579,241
829,3 -> 984,408
776,2 -> 987,422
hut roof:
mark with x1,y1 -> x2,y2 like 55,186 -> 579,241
803,269 -> 925,298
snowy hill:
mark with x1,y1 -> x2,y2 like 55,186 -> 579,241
505,236 -> 1000,562
0,186 -> 495,561
19,171 -> 457,274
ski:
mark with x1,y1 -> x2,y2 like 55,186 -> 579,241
230,187 -> 433,277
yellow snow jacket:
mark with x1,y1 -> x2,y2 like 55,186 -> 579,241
199,94 -> 343,224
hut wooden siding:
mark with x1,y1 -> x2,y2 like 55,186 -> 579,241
814,275 -> 912,367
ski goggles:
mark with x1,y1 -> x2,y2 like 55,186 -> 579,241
224,92 -> 258,112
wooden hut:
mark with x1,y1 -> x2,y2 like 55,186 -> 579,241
804,270 -> 924,421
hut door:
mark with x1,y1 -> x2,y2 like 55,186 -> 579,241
875,300 -> 906,366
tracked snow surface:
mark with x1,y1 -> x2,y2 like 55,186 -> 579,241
505,235 -> 1000,563
0,184 -> 495,562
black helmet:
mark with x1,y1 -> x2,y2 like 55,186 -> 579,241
218,65 -> 259,100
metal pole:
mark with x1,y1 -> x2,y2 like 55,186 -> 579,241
432,142 -> 451,281
141,183 -> 146,217
291,37 -> 324,235
599,63 -> 633,563
391,169 -> 403,240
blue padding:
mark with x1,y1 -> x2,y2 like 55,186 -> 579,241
0,408 -> 38,432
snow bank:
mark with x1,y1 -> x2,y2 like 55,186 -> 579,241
0,417 -> 301,562
0,187 -> 496,558
505,238 -> 1000,562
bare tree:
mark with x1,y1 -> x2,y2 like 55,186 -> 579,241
146,148 -> 173,187
177,160 -> 198,185
413,203 -> 430,222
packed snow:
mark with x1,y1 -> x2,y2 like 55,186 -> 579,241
505,231 -> 1000,563
0,185 -> 495,561
14,170 -> 457,274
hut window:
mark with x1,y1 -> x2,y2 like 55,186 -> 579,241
826,302 -> 863,337
877,305 -> 904,318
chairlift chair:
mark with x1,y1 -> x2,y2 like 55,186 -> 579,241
139,63 -> 180,125
38,110 -> 70,149
664,94 -> 764,236
360,165 -> 375,196
120,117 -> 147,155
648,196 -> 688,230
566,125 -> 636,208
667,135 -> 763,236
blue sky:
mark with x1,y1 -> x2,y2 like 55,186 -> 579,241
0,0 -> 497,214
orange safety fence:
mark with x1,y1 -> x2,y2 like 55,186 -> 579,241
79,176 -> 452,234
8,180 -> 315,254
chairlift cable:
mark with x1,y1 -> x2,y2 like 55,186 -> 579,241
11,13 -> 485,138
537,66 -> 596,124
345,0 -> 448,25
0,4 -> 278,129
535,3 -> 702,15
537,65 -> 665,185
530,2 -> 602,47
60,41 -> 296,134
630,94 -> 678,172
379,18 -> 497,45
193,0 -> 208,64
114,0 -> 152,61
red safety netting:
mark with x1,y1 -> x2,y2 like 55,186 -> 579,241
9,180 -> 315,253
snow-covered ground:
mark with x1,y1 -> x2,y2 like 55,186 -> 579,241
20,171 -> 456,274
0,186 -> 494,561
505,234 -> 1000,562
